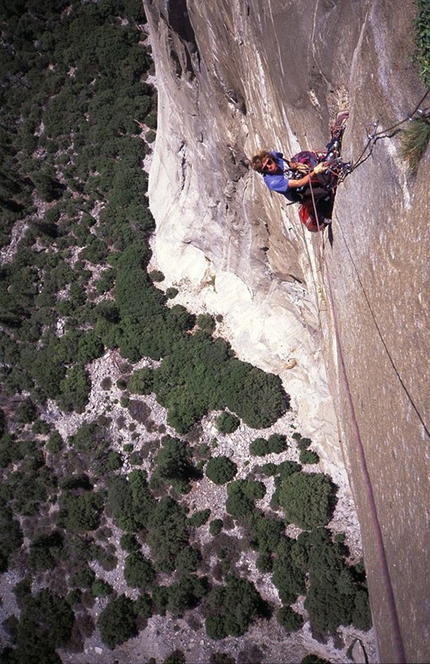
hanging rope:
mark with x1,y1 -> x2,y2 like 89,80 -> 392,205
339,86 -> 430,180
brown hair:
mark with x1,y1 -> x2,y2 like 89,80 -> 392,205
250,150 -> 273,173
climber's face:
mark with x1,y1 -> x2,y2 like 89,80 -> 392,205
262,156 -> 279,174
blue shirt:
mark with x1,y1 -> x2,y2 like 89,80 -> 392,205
262,151 -> 300,203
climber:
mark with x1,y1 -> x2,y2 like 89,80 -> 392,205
250,150 -> 328,203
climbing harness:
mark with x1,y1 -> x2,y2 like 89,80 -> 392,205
300,88 -> 430,231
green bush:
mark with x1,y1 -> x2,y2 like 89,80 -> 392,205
215,411 -> 240,434
196,313 -> 216,332
128,367 -> 154,394
203,575 -> 268,639
414,0 -> 430,85
400,116 -> 430,173
124,551 -> 156,589
8,590 -> 75,662
303,528 -> 370,635
206,457 -> 238,485
277,460 -> 302,479
98,595 -> 137,650
28,530 -> 64,571
0,506 -> 23,572
188,508 -> 211,527
176,545 -> 202,573
299,449 -> 319,464
247,510 -> 284,554
209,519 -> 223,536
148,269 -> 165,282
225,480 -> 265,518
276,605 -> 304,632
278,472 -> 336,530
352,589 -> 372,630
166,286 -> 179,299
272,538 -> 306,604
262,462 -> 278,476
92,579 -> 114,598
120,533 -> 140,552
166,574 -> 208,617
146,496 -> 190,573
153,436 -> 197,493
57,491 -> 105,531
107,471 -> 156,532
267,433 -> 287,453
249,437 -> 269,456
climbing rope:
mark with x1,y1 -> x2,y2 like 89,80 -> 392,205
339,86 -> 430,180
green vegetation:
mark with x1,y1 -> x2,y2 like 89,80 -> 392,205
249,433 -> 288,456
278,472 -> 336,529
205,456 -> 238,484
398,1 -> 430,171
400,116 -> 430,173
215,411 -> 240,434
299,449 -> 319,464
414,0 -> 430,85
203,575 -> 269,639
98,595 -> 137,650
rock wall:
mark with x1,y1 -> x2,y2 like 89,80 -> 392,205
143,1 -> 429,662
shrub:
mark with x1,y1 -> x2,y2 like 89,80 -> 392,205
299,449 -> 319,464
188,508 -> 211,527
134,593 -> 153,620
256,552 -> 273,573
124,551 -> 156,589
247,510 -> 284,553
215,411 -> 240,434
414,0 -> 430,85
128,367 -> 154,394
166,574 -> 208,617
203,575 -> 268,639
11,590 -> 74,660
0,507 -> 23,572
267,433 -> 287,453
120,533 -> 140,552
176,545 -> 202,573
206,457 -> 238,485
262,462 -> 278,476
153,436 -> 196,493
57,491 -> 105,531
225,480 -> 265,518
277,460 -> 302,479
28,530 -> 64,571
92,579 -> 114,598
400,117 -> 430,173
278,472 -> 336,530
148,269 -> 165,282
352,589 -> 372,630
98,595 -> 137,649
166,287 -> 179,299
304,528 -> 365,634
272,538 -> 306,604
196,313 -> 216,332
276,605 -> 304,632
209,519 -> 223,536
146,496 -> 190,573
249,437 -> 269,457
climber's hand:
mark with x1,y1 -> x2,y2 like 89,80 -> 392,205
313,162 -> 327,175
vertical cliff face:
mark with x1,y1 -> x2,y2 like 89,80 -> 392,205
143,1 -> 429,662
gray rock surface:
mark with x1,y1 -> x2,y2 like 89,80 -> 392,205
144,1 -> 429,662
